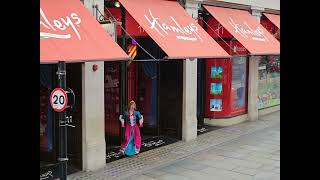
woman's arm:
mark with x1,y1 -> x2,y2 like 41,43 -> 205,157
119,113 -> 125,127
136,111 -> 143,127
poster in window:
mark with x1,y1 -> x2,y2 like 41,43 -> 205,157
258,56 -> 280,109
210,66 -> 222,79
210,99 -> 222,112
210,83 -> 222,95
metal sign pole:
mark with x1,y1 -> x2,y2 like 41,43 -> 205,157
57,61 -> 68,180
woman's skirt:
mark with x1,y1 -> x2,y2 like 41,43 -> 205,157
121,124 -> 141,156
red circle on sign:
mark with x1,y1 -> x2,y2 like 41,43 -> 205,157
50,88 -> 68,112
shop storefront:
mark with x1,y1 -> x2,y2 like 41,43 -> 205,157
40,0 -> 128,179
104,0 -> 229,162
198,5 -> 280,126
200,15 -> 249,119
259,13 -> 280,110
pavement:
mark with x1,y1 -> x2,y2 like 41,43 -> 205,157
68,111 -> 280,180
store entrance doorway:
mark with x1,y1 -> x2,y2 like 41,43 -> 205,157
159,60 -> 183,140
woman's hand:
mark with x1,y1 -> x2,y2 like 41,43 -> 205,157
119,115 -> 125,127
139,115 -> 143,127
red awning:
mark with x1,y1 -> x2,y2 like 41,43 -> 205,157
118,0 -> 230,59
204,6 -> 280,55
40,0 -> 128,63
263,13 -> 280,29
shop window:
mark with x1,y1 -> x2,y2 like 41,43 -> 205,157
40,65 -> 54,152
231,57 -> 247,113
138,62 -> 158,128
40,86 -> 53,152
126,61 -> 159,129
105,63 -> 121,136
258,56 -> 280,109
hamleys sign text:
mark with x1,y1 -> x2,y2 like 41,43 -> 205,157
40,8 -> 82,40
144,9 -> 203,42
228,17 -> 268,42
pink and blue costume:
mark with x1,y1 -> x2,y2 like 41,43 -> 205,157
119,111 -> 143,156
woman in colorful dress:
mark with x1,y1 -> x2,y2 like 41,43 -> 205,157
119,100 -> 143,156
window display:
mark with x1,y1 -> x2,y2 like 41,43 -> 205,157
205,58 -> 247,117
210,66 -> 222,79
231,57 -> 247,112
258,56 -> 280,109
210,83 -> 222,95
210,99 -> 222,112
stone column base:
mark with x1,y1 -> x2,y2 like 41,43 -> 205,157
82,139 -> 106,171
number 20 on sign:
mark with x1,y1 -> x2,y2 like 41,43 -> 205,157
50,88 -> 68,112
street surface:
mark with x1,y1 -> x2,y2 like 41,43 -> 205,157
69,111 -> 280,180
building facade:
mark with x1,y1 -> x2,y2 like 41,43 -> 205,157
40,0 -> 279,179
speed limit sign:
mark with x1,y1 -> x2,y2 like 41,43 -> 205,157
50,88 -> 68,112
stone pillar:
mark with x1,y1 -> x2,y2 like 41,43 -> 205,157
82,61 -> 106,171
182,59 -> 198,142
181,1 -> 199,142
247,58 -> 259,121
247,6 -> 264,121
82,0 -> 106,171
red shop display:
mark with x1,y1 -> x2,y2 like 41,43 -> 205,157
205,58 -> 231,117
204,40 -> 248,118
205,57 -> 248,118
199,10 -> 251,118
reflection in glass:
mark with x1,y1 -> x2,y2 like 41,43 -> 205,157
258,56 -> 280,109
231,57 -> 247,111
